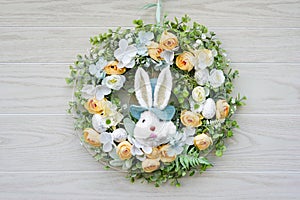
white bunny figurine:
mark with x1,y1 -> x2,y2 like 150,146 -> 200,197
130,67 -> 176,148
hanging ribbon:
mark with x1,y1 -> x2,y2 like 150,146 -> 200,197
142,0 -> 162,25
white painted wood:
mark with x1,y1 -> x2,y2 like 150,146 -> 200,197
0,28 -> 299,63
0,0 -> 300,198
0,172 -> 299,200
0,115 -> 299,172
0,63 -> 299,114
0,0 -> 299,28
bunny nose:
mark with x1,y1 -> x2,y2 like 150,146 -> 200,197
150,126 -> 156,131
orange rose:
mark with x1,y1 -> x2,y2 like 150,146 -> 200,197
176,52 -> 195,71
116,141 -> 132,160
194,134 -> 213,150
147,42 -> 164,61
83,128 -> 101,147
84,97 -> 107,115
142,158 -> 160,173
159,144 -> 176,163
146,147 -> 161,159
104,61 -> 126,75
216,100 -> 230,120
159,31 -> 178,50
180,110 -> 203,127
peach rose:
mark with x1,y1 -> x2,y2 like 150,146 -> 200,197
176,52 -> 195,71
84,97 -> 107,115
146,147 -> 161,159
142,158 -> 160,173
159,31 -> 178,50
194,134 -> 213,150
83,128 -> 101,147
104,61 -> 126,75
147,42 -> 164,61
159,144 -> 176,163
180,110 -> 203,127
116,141 -> 132,160
216,100 -> 230,120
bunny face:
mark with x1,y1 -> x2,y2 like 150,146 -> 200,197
130,67 -> 176,147
134,111 -> 176,147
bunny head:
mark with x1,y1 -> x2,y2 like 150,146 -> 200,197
129,67 -> 176,147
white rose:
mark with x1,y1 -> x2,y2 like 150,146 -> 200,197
208,69 -> 225,88
112,128 -> 127,142
92,114 -> 109,132
202,98 -> 216,119
102,75 -> 126,90
195,68 -> 209,85
192,86 -> 206,103
194,49 -> 214,70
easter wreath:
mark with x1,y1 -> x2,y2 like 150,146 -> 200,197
66,12 -> 246,186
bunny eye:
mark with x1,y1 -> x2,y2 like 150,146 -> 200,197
159,119 -> 163,122
142,119 -> 146,123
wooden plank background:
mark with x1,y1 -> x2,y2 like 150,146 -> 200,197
0,0 -> 299,199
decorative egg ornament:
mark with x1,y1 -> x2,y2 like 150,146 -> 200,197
66,0 -> 246,187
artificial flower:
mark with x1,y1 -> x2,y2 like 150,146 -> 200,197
175,51 -> 195,71
99,131 -> 114,152
81,85 -> 111,100
142,158 -> 160,173
202,98 -> 216,119
159,31 -> 178,50
84,97 -> 107,115
102,75 -> 126,90
138,31 -> 154,45
195,68 -> 209,85
112,128 -> 128,142
216,100 -> 230,120
89,57 -> 107,78
194,134 -> 213,150
146,147 -> 160,159
194,49 -> 214,70
192,86 -> 206,103
104,61 -> 126,75
180,110 -> 203,127
160,50 -> 174,66
189,98 -> 204,113
147,42 -> 164,61
208,69 -> 225,88
114,39 -> 137,68
83,128 -> 101,147
159,144 -> 176,163
116,141 -> 133,160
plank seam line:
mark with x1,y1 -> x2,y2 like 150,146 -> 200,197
0,113 -> 299,117
0,26 -> 299,30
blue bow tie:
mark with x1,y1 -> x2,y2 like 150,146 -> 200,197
130,105 -> 175,121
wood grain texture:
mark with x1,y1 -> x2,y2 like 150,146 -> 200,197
1,0 -> 300,198
0,63 -> 299,114
0,0 -> 299,28
0,27 -> 299,63
1,115 -> 299,172
0,172 -> 299,200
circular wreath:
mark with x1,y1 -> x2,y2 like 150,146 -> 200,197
66,15 -> 246,187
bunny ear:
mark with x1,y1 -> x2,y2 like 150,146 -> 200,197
154,67 -> 173,110
134,67 -> 153,108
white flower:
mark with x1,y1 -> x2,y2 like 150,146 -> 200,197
209,69 -> 225,88
92,114 -> 110,132
114,39 -> 137,68
102,75 -> 126,90
112,128 -> 128,142
192,86 -> 206,103
194,49 -> 214,70
195,68 -> 209,85
138,31 -> 154,45
81,85 -> 111,100
99,132 -> 114,152
160,50 -> 174,66
89,57 -> 107,78
202,98 -> 216,119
